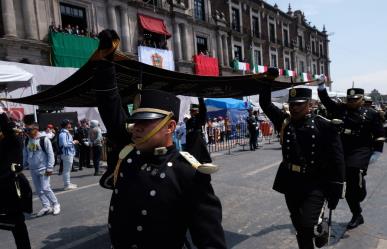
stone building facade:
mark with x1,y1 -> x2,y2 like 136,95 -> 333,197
0,0 -> 330,78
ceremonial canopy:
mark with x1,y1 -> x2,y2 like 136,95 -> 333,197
3,56 -> 311,107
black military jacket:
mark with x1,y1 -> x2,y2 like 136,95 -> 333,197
74,126 -> 89,146
318,88 -> 385,169
94,62 -> 226,249
0,114 -> 25,218
186,98 -> 212,163
259,89 -> 345,196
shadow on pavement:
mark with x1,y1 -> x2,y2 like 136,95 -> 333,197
41,225 -> 109,249
251,223 -> 294,238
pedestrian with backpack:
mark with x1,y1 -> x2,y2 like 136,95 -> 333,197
58,119 -> 79,190
23,122 -> 60,217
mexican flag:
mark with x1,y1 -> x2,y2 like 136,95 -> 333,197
233,61 -> 250,71
285,69 -> 297,77
278,68 -> 284,76
252,65 -> 268,73
300,73 -> 312,82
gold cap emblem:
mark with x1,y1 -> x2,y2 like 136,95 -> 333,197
349,89 -> 355,96
290,88 -> 297,97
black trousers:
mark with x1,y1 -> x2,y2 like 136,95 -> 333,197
92,146 -> 102,173
345,167 -> 367,216
249,130 -> 257,150
0,213 -> 31,249
79,145 -> 90,169
285,189 -> 325,249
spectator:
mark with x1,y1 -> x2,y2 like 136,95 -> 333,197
49,21 -> 57,33
64,24 -> 73,34
23,122 -> 60,217
88,120 -> 103,176
218,116 -> 225,142
73,25 -> 80,36
74,119 -> 90,170
57,25 -> 63,33
58,119 -> 78,190
176,117 -> 188,151
40,124 -> 55,140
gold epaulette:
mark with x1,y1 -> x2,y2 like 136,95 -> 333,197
179,151 -> 218,174
113,144 -> 134,186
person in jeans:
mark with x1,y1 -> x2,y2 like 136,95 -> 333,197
88,120 -> 103,176
23,122 -> 60,216
58,119 -> 79,190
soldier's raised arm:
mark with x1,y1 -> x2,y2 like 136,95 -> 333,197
317,81 -> 342,116
259,86 -> 287,132
92,30 -> 131,147
197,97 -> 207,126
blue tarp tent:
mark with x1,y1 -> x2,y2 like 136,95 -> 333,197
205,98 -> 249,125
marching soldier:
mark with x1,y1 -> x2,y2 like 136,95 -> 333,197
0,112 -> 32,249
318,83 -> 385,229
260,86 -> 346,249
92,30 -> 226,249
186,99 -> 212,163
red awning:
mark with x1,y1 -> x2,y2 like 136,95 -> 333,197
138,14 -> 171,38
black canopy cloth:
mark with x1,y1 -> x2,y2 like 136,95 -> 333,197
1,56 -> 314,107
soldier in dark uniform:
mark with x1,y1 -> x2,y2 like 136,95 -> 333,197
246,108 -> 258,151
74,119 -> 90,170
91,29 -> 226,249
260,87 -> 346,249
318,83 -> 385,229
185,99 -> 212,163
0,113 -> 32,249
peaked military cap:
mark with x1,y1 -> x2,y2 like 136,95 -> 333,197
288,87 -> 312,103
190,103 -> 199,111
347,88 -> 364,99
128,89 -> 180,122
363,95 -> 372,103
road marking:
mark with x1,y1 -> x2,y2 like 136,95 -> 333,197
243,161 -> 282,177
33,183 -> 100,201
377,239 -> 387,249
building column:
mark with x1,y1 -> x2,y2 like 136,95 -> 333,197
172,22 -> 182,60
180,23 -> 191,61
216,32 -> 224,67
21,0 -> 38,39
1,0 -> 17,37
120,6 -> 130,52
107,4 -> 117,31
222,35 -> 229,66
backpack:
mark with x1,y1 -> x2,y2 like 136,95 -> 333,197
25,136 -> 48,154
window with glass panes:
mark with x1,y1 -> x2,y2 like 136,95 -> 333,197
283,28 -> 289,47
252,16 -> 260,38
60,3 -> 87,30
269,23 -> 276,43
232,8 -> 241,32
270,48 -> 277,67
254,49 -> 262,65
234,45 -> 242,61
194,0 -> 205,21
196,36 -> 208,54
284,57 -> 291,70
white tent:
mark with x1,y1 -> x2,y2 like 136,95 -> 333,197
0,65 -> 32,92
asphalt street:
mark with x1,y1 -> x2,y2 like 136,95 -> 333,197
1,141 -> 387,249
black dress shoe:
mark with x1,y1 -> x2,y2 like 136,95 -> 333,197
347,214 -> 364,229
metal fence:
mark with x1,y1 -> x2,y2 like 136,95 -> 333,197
205,121 -> 278,154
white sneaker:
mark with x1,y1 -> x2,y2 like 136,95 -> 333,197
53,204 -> 61,215
36,207 -> 53,217
64,184 -> 78,191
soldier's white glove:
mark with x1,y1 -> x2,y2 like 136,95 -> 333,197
318,75 -> 326,90
369,151 -> 382,164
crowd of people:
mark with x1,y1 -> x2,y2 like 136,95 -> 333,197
49,22 -> 97,38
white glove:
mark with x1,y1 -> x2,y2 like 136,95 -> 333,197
318,75 -> 326,90
369,151 -> 382,164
